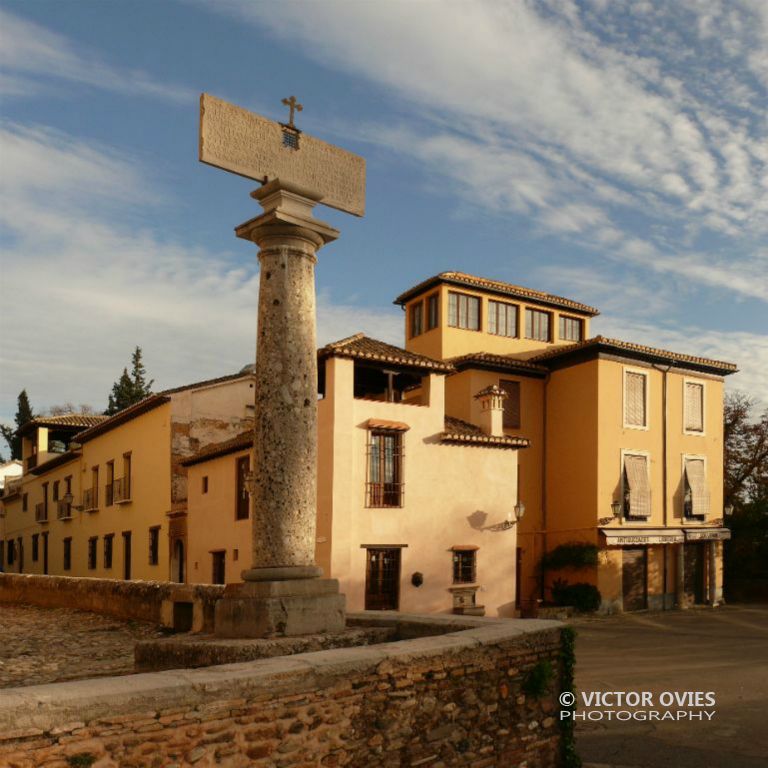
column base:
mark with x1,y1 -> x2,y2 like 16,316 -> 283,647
214,578 -> 346,638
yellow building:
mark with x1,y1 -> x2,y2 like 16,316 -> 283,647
184,335 -> 528,616
395,272 -> 737,612
2,271 -> 736,616
0,373 -> 253,582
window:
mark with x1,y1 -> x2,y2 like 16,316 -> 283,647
409,300 -> 424,338
525,308 -> 551,341
105,461 -> 114,506
684,458 -> 709,518
685,382 -> 704,433
88,537 -> 98,570
22,493 -> 28,512
212,551 -> 226,585
65,476 -> 72,496
7,539 -> 15,566
500,380 -> 521,429
623,454 -> 651,518
32,534 -> 39,562
63,538 -> 72,571
236,456 -> 250,520
104,534 -> 114,569
488,300 -> 518,337
448,291 -> 481,331
367,430 -> 404,507
52,481 -> 59,502
0,541 -> 4,570
624,370 -> 648,428
202,476 -> 209,494
149,526 -> 160,565
427,293 -> 439,330
559,315 -> 583,342
92,466 -> 99,508
42,483 -> 49,519
452,549 -> 477,584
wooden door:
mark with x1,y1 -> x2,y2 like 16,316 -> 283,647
123,532 -> 132,580
684,543 -> 705,604
212,551 -> 226,585
622,548 -> 647,611
365,548 -> 401,610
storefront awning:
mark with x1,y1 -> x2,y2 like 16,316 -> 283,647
684,528 -> 731,541
601,528 -> 685,545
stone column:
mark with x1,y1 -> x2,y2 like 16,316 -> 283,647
214,179 -> 345,637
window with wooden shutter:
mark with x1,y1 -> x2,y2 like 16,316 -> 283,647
685,382 -> 704,432
488,300 -> 518,337
500,380 -> 521,429
624,371 -> 647,427
525,308 -> 551,341
427,293 -> 439,330
684,458 -> 709,517
623,454 -> 651,517
409,301 -> 423,338
448,292 -> 481,331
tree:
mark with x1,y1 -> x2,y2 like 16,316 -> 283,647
0,390 -> 35,460
723,392 -> 768,598
105,347 -> 155,415
724,392 -> 768,508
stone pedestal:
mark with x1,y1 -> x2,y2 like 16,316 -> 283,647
213,179 -> 346,638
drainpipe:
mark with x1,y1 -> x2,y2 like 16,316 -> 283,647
540,371 -> 550,601
653,360 -> 674,609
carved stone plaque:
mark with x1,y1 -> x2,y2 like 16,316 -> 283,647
199,93 -> 365,217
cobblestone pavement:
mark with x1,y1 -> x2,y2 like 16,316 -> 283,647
0,603 -> 167,688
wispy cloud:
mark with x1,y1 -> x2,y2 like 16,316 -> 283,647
215,0 -> 768,304
0,8 -> 195,103
0,123 -> 400,423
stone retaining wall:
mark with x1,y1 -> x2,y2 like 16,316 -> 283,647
0,614 -> 565,768
0,573 -> 224,632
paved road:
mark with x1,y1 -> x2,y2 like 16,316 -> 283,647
571,605 -> 768,768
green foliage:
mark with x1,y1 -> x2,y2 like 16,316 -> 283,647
552,580 -> 602,613
559,626 -> 581,768
542,542 -> 599,571
105,347 -> 154,415
522,659 -> 553,698
66,755 -> 96,768
0,389 -> 34,460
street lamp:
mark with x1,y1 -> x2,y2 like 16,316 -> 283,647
724,504 -> 734,517
501,501 -> 526,530
610,499 -> 622,520
62,492 -> 84,512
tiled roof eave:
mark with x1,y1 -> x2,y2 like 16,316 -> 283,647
394,272 -> 600,316
327,348 -> 453,372
439,433 -> 530,449
531,336 -> 738,374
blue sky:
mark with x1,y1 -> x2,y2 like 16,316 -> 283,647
1,0 -> 766,427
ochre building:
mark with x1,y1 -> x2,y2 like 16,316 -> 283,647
1,272 -> 736,614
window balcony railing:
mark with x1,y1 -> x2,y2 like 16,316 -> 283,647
113,476 -> 131,504
82,487 -> 98,512
366,482 -> 404,508
35,502 -> 48,524
57,500 -> 72,520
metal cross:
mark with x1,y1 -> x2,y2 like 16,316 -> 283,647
281,96 -> 303,128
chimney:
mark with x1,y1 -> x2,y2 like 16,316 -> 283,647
474,385 -> 507,437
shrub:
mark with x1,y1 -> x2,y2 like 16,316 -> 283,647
542,542 -> 598,571
551,581 -> 601,612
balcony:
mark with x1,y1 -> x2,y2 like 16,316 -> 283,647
113,476 -> 131,504
35,502 -> 48,524
82,487 -> 98,512
57,500 -> 72,520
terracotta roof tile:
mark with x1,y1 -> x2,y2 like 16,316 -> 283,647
318,333 -> 454,372
19,414 -> 108,436
441,416 -> 529,449
394,272 -> 600,316
530,336 -> 738,374
74,395 -> 171,444
448,352 -> 549,376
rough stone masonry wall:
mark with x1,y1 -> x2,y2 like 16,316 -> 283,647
0,617 -> 565,768
0,574 -> 224,631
